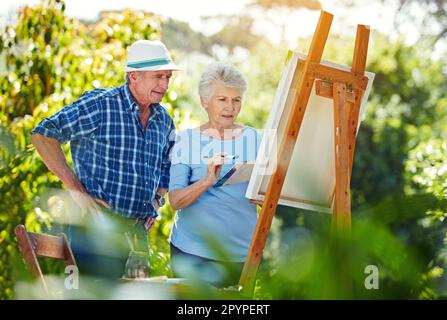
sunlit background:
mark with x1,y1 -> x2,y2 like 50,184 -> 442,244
2,0 -> 443,49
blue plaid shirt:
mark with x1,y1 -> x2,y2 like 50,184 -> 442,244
31,84 -> 176,219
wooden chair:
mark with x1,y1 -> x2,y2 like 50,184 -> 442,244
15,224 -> 77,295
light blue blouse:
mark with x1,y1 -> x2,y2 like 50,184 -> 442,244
168,126 -> 261,262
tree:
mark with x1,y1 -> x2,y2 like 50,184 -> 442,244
340,0 -> 447,44
161,18 -> 214,55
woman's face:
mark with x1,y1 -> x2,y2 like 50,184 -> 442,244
201,82 -> 242,129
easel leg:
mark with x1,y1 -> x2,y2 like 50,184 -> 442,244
349,25 -> 370,172
330,82 -> 352,299
326,25 -> 369,299
238,11 -> 334,295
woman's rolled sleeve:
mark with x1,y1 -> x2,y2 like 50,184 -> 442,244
169,163 -> 191,191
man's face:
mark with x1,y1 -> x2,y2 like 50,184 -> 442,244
130,70 -> 173,105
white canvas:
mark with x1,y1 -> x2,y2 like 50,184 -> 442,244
246,52 -> 375,214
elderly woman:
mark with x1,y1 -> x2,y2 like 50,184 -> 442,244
168,63 -> 261,287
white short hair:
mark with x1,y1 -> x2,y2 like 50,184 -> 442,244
198,63 -> 247,102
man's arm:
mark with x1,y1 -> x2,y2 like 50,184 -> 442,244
30,92 -> 108,212
31,133 -> 84,191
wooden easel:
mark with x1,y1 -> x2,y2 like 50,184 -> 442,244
238,11 -> 370,295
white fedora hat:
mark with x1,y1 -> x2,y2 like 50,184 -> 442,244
123,40 -> 182,72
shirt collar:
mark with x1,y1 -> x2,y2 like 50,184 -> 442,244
123,83 -> 138,112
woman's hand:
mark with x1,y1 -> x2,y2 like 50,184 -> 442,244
204,153 -> 227,186
169,153 -> 229,211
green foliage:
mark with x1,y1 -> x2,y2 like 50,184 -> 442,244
208,15 -> 265,52
1,0 -> 447,300
0,0 -> 181,299
351,34 -> 447,204
239,39 -> 289,127
253,216 -> 426,299
148,199 -> 177,277
266,32 -> 447,298
406,139 -> 447,199
162,18 -> 214,55
405,139 -> 447,296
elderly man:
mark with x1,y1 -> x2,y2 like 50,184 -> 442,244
30,40 -> 180,281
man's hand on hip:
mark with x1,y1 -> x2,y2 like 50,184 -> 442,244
30,134 -> 110,222
144,216 -> 156,231
67,179 -> 109,222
